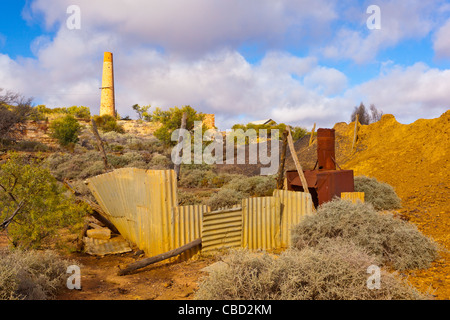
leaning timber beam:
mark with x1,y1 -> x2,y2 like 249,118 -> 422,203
118,238 -> 202,276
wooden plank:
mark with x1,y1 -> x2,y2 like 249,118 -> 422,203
276,130 -> 288,190
309,123 -> 316,146
352,114 -> 359,151
286,126 -> 309,193
174,112 -> 187,180
91,118 -> 111,172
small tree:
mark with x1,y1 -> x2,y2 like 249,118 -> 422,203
0,153 -> 87,249
152,106 -> 206,145
351,103 -> 371,125
351,102 -> 383,125
49,115 -> 81,147
0,89 -> 35,142
132,104 -> 151,121
369,104 -> 383,123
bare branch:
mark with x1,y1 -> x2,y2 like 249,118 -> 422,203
1,199 -> 25,230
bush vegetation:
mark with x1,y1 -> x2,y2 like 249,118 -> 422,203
354,175 -> 402,210
92,114 -> 124,133
0,153 -> 87,249
35,105 -> 91,119
49,115 -> 81,147
0,89 -> 36,142
152,105 -> 206,145
132,104 -> 152,121
291,199 -> 438,271
0,249 -> 74,300
231,121 -> 307,142
195,240 -> 428,300
205,188 -> 246,211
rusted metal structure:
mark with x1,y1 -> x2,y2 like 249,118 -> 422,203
87,169 -> 315,259
286,128 -> 355,207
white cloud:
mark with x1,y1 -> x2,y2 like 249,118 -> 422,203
434,18 -> 450,59
303,66 -> 348,96
347,62 -> 450,123
29,0 -> 338,57
0,24 -> 351,131
322,0 -> 437,63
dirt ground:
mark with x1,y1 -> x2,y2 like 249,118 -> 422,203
0,230 -> 218,300
56,251 -> 216,300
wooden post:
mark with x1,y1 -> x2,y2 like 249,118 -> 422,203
286,126 -> 309,193
276,130 -> 288,190
309,123 -> 316,146
174,112 -> 187,180
118,238 -> 202,276
91,119 -> 111,172
352,114 -> 359,151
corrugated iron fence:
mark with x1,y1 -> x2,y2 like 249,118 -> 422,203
87,168 -> 314,259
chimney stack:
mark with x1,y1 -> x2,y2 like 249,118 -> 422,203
317,128 -> 336,170
100,52 -> 116,117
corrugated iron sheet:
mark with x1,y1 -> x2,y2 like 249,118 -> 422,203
273,190 -> 314,247
87,168 -> 316,258
341,192 -> 365,204
83,236 -> 132,256
171,204 -> 208,260
241,197 -> 281,250
202,207 -> 243,252
86,168 -> 178,257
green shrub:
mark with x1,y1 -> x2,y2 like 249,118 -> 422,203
152,105 -> 206,146
49,115 -> 81,147
149,153 -> 171,168
0,153 -> 87,248
45,151 -> 103,180
107,152 -> 144,168
231,121 -> 307,143
179,169 -> 217,188
0,249 -> 75,300
78,160 -> 105,179
178,191 -> 204,206
195,240 -> 428,300
206,188 -> 245,211
15,141 -> 49,152
223,175 -> 276,197
66,106 -> 91,119
93,115 -> 124,133
291,199 -> 439,270
354,176 -> 402,210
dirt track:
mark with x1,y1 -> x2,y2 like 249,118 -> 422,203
56,251 -> 216,300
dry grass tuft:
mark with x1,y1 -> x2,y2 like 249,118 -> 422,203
354,175 -> 402,210
291,199 -> 439,270
195,239 -> 429,300
0,249 -> 75,300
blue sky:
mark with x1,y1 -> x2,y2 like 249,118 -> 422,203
0,0 -> 449,130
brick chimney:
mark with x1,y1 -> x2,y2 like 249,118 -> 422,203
100,52 -> 116,117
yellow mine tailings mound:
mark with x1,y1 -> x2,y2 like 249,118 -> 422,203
337,110 -> 450,299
